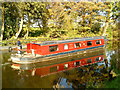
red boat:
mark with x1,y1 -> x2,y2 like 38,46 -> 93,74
11,36 -> 105,64
11,48 -> 105,77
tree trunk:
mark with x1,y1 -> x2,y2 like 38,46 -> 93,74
15,17 -> 23,39
102,22 -> 109,36
37,19 -> 41,28
0,4 -> 4,41
24,29 -> 29,38
24,14 -> 30,38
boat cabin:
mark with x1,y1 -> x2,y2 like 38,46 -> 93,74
27,36 -> 105,55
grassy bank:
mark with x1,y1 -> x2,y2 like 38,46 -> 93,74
1,33 -> 100,46
104,74 -> 120,88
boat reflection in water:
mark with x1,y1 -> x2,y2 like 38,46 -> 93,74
11,48 -> 107,77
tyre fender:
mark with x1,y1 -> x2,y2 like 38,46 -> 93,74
8,46 -> 12,52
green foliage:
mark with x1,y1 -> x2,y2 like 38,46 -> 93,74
104,75 -> 120,88
111,1 -> 120,21
3,2 -> 18,39
91,23 -> 101,34
104,45 -> 120,88
28,28 -> 44,37
2,2 -> 119,41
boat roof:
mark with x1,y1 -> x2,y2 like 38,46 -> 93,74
32,36 -> 105,46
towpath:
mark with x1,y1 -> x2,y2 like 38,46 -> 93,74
0,45 -> 26,51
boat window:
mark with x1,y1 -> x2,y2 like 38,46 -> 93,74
50,66 -> 57,72
74,43 -> 81,48
87,59 -> 92,63
64,44 -> 69,50
87,41 -> 92,46
95,57 -> 99,61
64,64 -> 68,69
49,45 -> 58,52
74,61 -> 80,66
96,40 -> 101,44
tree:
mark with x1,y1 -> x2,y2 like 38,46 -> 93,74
28,2 -> 49,36
2,2 -> 49,39
2,2 -> 119,40
0,3 -> 4,41
2,2 -> 19,40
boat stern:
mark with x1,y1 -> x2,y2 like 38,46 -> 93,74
10,54 -> 34,64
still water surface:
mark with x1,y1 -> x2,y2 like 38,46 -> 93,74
2,42 -> 119,88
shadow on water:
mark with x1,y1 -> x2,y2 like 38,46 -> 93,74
2,41 -> 119,88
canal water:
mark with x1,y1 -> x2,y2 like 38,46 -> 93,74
1,41 -> 120,88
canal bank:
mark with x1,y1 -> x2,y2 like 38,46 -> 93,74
0,45 -> 26,51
